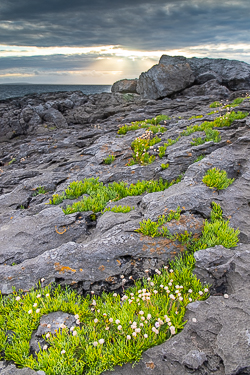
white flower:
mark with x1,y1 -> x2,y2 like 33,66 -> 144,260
74,314 -> 79,319
103,313 -> 107,316
147,277 -> 151,281
92,299 -> 96,306
135,328 -> 141,333
28,309 -> 32,314
199,291 -> 203,296
169,294 -> 175,300
153,290 -> 158,294
160,284 -> 164,288
120,275 -> 124,279
91,291 -> 95,294
179,297 -> 183,301
36,294 -> 41,298
147,314 -> 151,320
70,326 -> 75,331
150,282 -> 154,286
128,299 -> 133,304
192,318 -> 197,323
145,269 -> 149,273
155,322 -> 160,328
139,310 -> 144,315
141,316 -> 145,321
140,323 -> 144,327
41,278 -> 45,282
109,318 -> 113,323
93,341 -> 98,347
43,345 -> 48,350
105,326 -> 109,330
46,333 -> 50,338
204,288 -> 209,293
16,296 -> 21,301
73,330 -> 77,336
36,309 -> 40,314
113,293 -> 117,297
117,325 -> 122,330
130,293 -> 134,296
175,285 -> 179,289
122,295 -> 128,301
76,319 -> 80,325
145,320 -> 148,324
47,324 -> 51,328
115,319 -> 120,324
33,303 -> 37,307
144,334 -> 148,338
224,294 -> 229,299
168,282 -> 172,286
132,332 -> 137,337
60,324 -> 66,329
94,319 -> 98,324
170,326 -> 175,335
169,269 -> 173,273
127,335 -> 131,340
46,293 -> 50,297
189,298 -> 192,302
129,276 -> 133,280
188,289 -> 192,293
61,349 -> 66,354
164,286 -> 168,290
99,339 -> 104,344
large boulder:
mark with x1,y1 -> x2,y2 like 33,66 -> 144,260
137,62 -> 195,99
111,79 -> 138,94
160,55 -> 250,91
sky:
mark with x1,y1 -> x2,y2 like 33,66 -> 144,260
0,0 -> 250,84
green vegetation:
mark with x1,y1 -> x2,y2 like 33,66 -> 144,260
0,261 -> 209,375
102,205 -> 133,214
209,101 -> 222,108
49,177 -> 182,215
161,163 -> 169,170
117,115 -> 170,135
8,158 -> 16,165
137,202 -> 239,252
188,115 -> 203,120
136,207 -> 181,237
193,155 -> 205,163
191,128 -> 221,146
32,186 -> 47,196
207,110 -> 218,115
103,155 -> 115,165
127,135 -> 161,166
223,97 -> 245,108
202,168 -> 234,190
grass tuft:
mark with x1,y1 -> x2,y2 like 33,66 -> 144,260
202,168 -> 234,190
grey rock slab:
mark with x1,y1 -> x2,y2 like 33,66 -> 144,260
137,62 -> 195,99
0,206 -> 87,265
111,79 -> 138,94
0,362 -> 45,374
179,79 -> 231,99
43,107 -> 68,129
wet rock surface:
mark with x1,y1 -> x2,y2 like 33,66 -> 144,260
1,56 -> 250,374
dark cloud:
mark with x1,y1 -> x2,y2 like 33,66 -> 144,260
0,0 -> 249,49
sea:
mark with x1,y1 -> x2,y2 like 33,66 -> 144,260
0,84 -> 112,101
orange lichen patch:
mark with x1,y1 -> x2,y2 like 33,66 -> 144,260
116,259 -> 121,266
71,281 -> 77,285
10,217 -> 13,219
106,276 -> 115,283
142,244 -> 149,251
55,226 -> 67,234
227,140 -> 232,144
8,276 -> 13,280
187,152 -> 192,156
54,262 -> 76,274
182,206 -> 185,210
131,171 -> 135,174
146,362 -> 155,369
79,268 -> 83,272
131,259 -> 136,266
99,265 -> 105,271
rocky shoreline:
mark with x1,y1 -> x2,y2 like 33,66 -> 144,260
0,55 -> 250,374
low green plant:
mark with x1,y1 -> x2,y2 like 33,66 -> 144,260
136,207 -> 182,237
128,136 -> 161,165
202,168 -> 234,190
8,158 -> 16,165
207,110 -> 218,115
102,205 -> 133,214
20,205 -> 25,209
191,128 -> 221,146
188,115 -> 203,120
193,155 -> 205,163
33,186 -> 47,196
209,101 -> 222,108
50,176 -> 182,215
118,115 -> 170,135
103,155 -> 115,165
161,163 -> 169,170
223,97 -> 245,109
